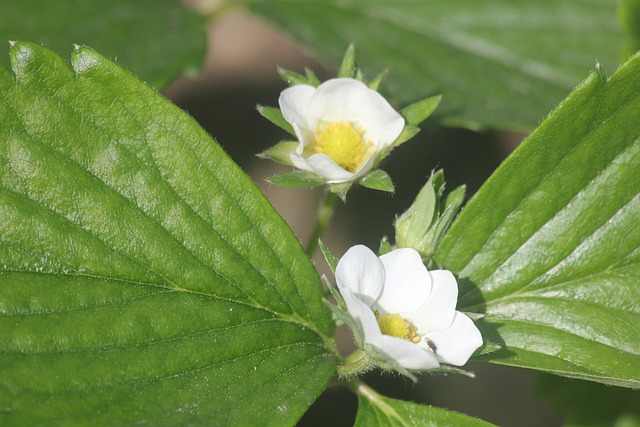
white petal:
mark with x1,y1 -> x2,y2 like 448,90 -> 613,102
348,150 -> 377,180
410,270 -> 458,333
425,312 -> 483,366
303,153 -> 356,183
377,335 -> 440,370
279,84 -> 315,129
302,144 -> 380,183
336,245 -> 384,305
289,152 -> 315,173
341,289 -> 383,347
306,78 -> 404,148
375,248 -> 431,314
279,84 -> 316,146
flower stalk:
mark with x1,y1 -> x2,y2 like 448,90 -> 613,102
306,189 -> 338,257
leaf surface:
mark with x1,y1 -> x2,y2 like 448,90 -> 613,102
0,0 -> 205,89
0,42 -> 335,425
248,0 -> 625,130
437,52 -> 640,388
354,383 -> 495,427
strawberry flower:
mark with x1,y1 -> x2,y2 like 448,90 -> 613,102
336,245 -> 482,370
279,78 -> 404,183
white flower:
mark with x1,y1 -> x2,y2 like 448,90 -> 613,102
336,245 -> 482,370
279,78 -> 405,183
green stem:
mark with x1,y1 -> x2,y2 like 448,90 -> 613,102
305,189 -> 338,257
336,349 -> 374,377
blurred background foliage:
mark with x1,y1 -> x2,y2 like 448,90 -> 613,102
2,0 -> 639,425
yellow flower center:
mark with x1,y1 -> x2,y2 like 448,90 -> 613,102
312,121 -> 373,172
377,313 -> 421,343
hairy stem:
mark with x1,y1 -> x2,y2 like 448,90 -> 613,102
306,189 -> 338,257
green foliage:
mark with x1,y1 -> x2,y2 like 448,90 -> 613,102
353,383 -> 496,426
436,52 -> 640,388
247,0 -> 626,131
0,0 -> 205,89
0,42 -> 335,425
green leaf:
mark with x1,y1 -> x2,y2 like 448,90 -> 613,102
247,0 -> 626,130
0,42 -> 336,425
0,0 -> 205,89
400,95 -> 442,127
436,52 -> 640,388
257,105 -> 296,136
619,0 -> 640,55
257,140 -> 298,166
353,382 -> 495,426
267,170 -> 326,188
359,169 -> 394,193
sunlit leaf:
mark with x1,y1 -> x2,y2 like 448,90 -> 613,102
0,42 -> 336,425
437,52 -> 640,388
248,0 -> 625,130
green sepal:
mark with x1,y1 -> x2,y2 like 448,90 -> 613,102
395,172 -> 440,250
400,95 -> 442,126
256,105 -> 296,136
392,124 -> 421,148
368,69 -> 389,91
432,184 -> 465,242
426,366 -> 476,378
359,169 -> 394,193
305,68 -> 321,87
329,181 -> 353,201
267,170 -> 326,188
325,298 -> 352,327
395,170 -> 464,261
338,43 -> 357,78
322,274 -> 348,320
277,66 -> 310,86
378,236 -> 393,256
319,240 -> 339,274
256,141 -> 298,165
